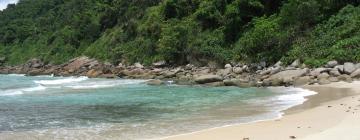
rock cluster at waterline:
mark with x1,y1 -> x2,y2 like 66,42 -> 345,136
1,57 -> 359,87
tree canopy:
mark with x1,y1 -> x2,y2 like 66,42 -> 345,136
0,0 -> 359,67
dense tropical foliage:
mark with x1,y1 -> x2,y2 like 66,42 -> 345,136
0,0 -> 359,67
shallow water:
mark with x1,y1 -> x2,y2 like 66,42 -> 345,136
0,74 -> 316,140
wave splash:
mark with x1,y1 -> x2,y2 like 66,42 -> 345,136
34,76 -> 88,85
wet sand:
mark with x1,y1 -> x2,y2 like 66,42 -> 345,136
163,82 -> 360,140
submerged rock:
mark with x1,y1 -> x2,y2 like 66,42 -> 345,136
146,79 -> 165,85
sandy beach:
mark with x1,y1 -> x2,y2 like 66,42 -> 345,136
163,81 -> 360,140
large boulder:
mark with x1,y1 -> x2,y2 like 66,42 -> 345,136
328,77 -> 339,82
329,68 -> 341,76
335,65 -> 344,73
318,78 -> 331,85
26,58 -> 45,68
232,67 -> 243,74
267,69 -> 309,86
224,64 -> 232,69
86,69 -> 103,78
325,60 -> 338,68
274,61 -> 283,67
134,62 -> 144,69
338,74 -> 353,83
317,73 -> 330,79
290,59 -> 301,67
294,76 -> 312,86
270,66 -> 282,75
344,62 -> 356,74
195,75 -> 223,84
350,69 -> 360,78
216,68 -> 232,76
152,61 -> 166,68
64,56 -> 98,71
310,68 -> 331,77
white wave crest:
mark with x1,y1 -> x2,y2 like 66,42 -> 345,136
35,76 -> 88,85
7,74 -> 26,77
245,87 -> 317,114
0,85 -> 47,96
66,79 -> 148,89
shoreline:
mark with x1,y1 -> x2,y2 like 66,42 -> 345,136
162,82 -> 360,140
1,74 -> 360,140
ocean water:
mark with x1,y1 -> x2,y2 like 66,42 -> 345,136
0,74 -> 316,140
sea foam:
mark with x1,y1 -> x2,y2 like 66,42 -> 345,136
34,76 -> 88,85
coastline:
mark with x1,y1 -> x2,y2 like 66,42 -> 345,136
162,81 -> 360,140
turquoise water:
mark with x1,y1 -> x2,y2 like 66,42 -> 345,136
0,74 -> 316,140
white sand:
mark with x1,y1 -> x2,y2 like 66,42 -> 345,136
164,82 -> 360,140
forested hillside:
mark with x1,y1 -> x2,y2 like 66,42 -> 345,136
0,0 -> 359,67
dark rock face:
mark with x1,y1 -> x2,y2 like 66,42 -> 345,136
194,75 -> 223,84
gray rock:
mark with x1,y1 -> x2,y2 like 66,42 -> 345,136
270,67 -> 282,75
268,69 -> 309,85
317,73 -> 330,79
328,77 -> 339,82
260,68 -> 272,75
310,68 -> 330,77
224,64 -> 232,69
356,63 -> 360,69
335,65 -> 344,73
216,68 -> 232,76
329,68 -> 341,76
318,78 -> 331,85
290,59 -> 301,67
64,56 -> 98,71
344,62 -> 356,74
294,76 -> 312,86
185,64 -> 194,70
325,60 -> 338,68
232,67 -> 243,74
350,69 -> 360,78
134,62 -> 144,69
146,79 -> 165,86
338,74 -> 353,83
274,61 -> 283,67
152,61 -> 166,68
195,75 -> 223,84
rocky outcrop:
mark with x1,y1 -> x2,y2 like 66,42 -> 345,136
63,56 -> 99,72
2,57 -> 360,88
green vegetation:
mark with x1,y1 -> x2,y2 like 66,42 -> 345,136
0,0 -> 359,67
